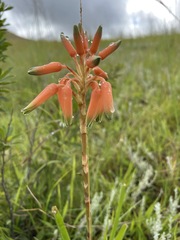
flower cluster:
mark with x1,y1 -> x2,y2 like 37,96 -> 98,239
21,24 -> 121,125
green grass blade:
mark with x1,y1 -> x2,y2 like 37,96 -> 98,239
109,183 -> 126,240
115,224 -> 128,240
70,156 -> 76,208
52,206 -> 71,240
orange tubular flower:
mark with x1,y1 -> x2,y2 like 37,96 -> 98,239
93,66 -> 108,79
21,83 -> 59,114
57,83 -> 73,124
73,25 -> 84,56
89,25 -> 102,55
28,62 -> 66,75
87,80 -> 114,123
78,23 -> 89,52
82,31 -> 89,53
22,24 -> 121,126
98,40 -> 121,60
61,33 -> 77,57
87,85 -> 102,122
100,81 -> 115,114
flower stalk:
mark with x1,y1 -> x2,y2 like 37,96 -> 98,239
80,103 -> 92,239
22,23 -> 121,239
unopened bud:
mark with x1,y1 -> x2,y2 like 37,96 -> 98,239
73,25 -> 84,56
99,40 -> 121,60
28,62 -> 66,75
86,56 -> 101,68
93,66 -> 108,79
90,25 -> 102,55
61,34 -> 77,57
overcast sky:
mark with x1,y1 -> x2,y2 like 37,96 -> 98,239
3,0 -> 180,40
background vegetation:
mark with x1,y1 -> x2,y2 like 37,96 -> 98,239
1,2 -> 180,239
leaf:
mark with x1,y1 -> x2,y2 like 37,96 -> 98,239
0,68 -> 13,80
52,206 -> 71,240
0,88 -> 9,93
115,224 -> 128,240
109,183 -> 127,240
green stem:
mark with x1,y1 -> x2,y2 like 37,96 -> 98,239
1,111 -> 14,238
80,103 -> 92,240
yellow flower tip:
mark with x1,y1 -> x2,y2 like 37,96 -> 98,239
86,56 -> 101,68
116,39 -> 122,47
90,25 -> 102,55
60,33 -> 77,57
65,115 -> 73,126
21,104 -> 36,115
28,62 -> 66,75
28,67 -> 39,75
98,40 -> 122,60
73,25 -> 84,56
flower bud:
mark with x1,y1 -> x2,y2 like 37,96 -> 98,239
93,66 -> 108,79
61,33 -> 77,57
90,25 -> 102,55
86,56 -> 101,68
98,40 -> 121,60
82,31 -> 89,52
21,83 -> 59,114
73,25 -> 84,56
78,24 -> 89,52
28,62 -> 66,75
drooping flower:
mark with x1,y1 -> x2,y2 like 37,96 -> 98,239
100,80 -> 115,114
57,82 -> 73,124
87,80 -> 114,124
21,83 -> 59,114
87,83 -> 102,122
22,24 -> 121,125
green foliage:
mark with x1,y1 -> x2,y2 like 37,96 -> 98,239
1,22 -> 180,239
0,2 -> 15,239
0,1 -> 13,112
0,1 -> 12,62
52,206 -> 71,240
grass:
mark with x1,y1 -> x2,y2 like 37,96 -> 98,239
1,30 -> 180,239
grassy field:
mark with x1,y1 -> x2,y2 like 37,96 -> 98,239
1,30 -> 180,239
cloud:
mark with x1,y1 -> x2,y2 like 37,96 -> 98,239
4,0 -> 128,39
126,11 -> 169,37
4,0 -> 180,40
